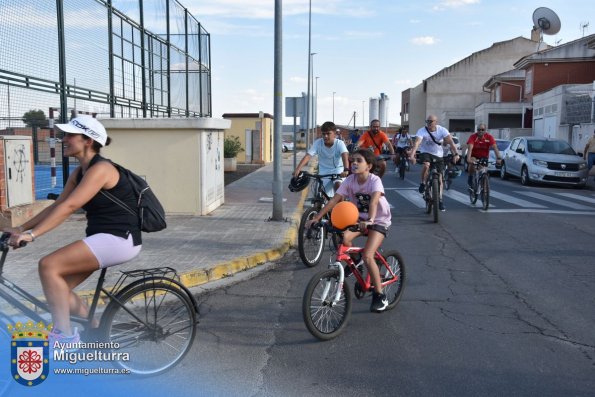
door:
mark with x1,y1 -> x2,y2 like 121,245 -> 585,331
506,138 -> 522,176
4,139 -> 33,207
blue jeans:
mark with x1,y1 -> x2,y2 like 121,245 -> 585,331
588,153 -> 595,171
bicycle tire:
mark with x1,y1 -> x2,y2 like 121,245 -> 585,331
302,268 -> 352,341
100,281 -> 196,376
481,174 -> 490,210
298,207 -> 326,267
469,177 -> 478,204
424,183 -> 432,214
399,159 -> 406,180
0,318 -> 12,396
443,167 -> 451,190
379,251 -> 406,310
432,177 -> 440,223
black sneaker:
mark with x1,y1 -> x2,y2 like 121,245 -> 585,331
371,291 -> 388,312
439,201 -> 445,212
418,183 -> 425,193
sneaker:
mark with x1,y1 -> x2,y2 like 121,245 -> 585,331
439,201 -> 445,212
371,291 -> 388,313
49,327 -> 80,351
418,183 -> 425,193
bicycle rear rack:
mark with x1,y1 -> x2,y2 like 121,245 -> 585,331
110,267 -> 180,296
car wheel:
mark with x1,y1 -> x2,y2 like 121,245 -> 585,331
520,166 -> 530,186
499,162 -> 508,180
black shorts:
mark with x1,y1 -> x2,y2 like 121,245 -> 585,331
396,147 -> 407,155
419,153 -> 445,173
366,224 -> 389,237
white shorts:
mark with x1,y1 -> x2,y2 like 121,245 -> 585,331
83,233 -> 142,269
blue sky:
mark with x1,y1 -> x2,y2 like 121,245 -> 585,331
185,0 -> 592,127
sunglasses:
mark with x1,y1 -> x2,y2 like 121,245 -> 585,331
478,129 -> 486,131
426,120 -> 436,123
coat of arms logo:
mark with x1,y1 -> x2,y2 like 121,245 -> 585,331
8,320 -> 51,387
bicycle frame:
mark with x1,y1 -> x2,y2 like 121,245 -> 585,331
0,237 -> 198,335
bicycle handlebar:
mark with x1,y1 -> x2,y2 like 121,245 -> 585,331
300,171 -> 342,180
1,232 -> 27,251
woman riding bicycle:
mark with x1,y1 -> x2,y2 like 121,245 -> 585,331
306,149 -> 392,313
2,116 -> 141,345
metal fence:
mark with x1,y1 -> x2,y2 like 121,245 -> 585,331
0,0 -> 211,198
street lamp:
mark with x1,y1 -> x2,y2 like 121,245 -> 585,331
362,100 -> 365,127
310,52 -> 317,142
315,76 -> 319,131
332,91 -> 336,123
306,0 -> 312,148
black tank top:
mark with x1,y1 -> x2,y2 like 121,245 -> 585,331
76,154 -> 142,246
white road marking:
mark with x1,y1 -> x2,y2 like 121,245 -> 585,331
489,190 -> 546,208
554,192 -> 595,205
443,189 -> 494,207
516,191 -> 592,210
484,209 -> 595,215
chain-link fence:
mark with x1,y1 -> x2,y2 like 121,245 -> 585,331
0,0 -> 211,199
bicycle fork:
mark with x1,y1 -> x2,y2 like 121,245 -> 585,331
321,262 -> 345,306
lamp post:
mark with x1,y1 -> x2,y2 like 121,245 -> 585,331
315,76 -> 319,132
332,91 -> 336,123
362,100 -> 365,127
306,0 -> 312,148
310,52 -> 317,142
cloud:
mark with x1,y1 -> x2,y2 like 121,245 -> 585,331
411,36 -> 439,45
432,0 -> 480,11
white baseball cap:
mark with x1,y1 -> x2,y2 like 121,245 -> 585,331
56,116 -> 108,147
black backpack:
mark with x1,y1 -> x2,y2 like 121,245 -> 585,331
100,163 -> 167,233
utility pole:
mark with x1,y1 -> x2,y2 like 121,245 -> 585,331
271,0 -> 283,220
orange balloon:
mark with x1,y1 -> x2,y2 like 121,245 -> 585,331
330,201 -> 359,230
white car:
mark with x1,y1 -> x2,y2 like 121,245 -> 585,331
464,139 -> 510,173
500,136 -> 588,187
282,140 -> 294,152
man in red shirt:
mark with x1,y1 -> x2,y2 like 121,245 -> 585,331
466,124 -> 502,188
356,119 -> 395,178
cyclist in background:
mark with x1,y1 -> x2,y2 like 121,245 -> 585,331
293,121 -> 350,195
409,115 -> 460,212
2,116 -> 142,346
466,124 -> 502,190
306,149 -> 392,313
391,127 -> 412,172
356,119 -> 395,178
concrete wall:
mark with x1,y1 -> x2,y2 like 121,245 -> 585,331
409,37 -> 539,133
222,114 -> 274,164
102,118 -> 230,216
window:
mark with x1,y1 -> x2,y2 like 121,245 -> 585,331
525,69 -> 533,95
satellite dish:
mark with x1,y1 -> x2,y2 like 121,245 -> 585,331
532,7 -> 561,35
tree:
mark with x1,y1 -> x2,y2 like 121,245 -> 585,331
22,109 -> 49,128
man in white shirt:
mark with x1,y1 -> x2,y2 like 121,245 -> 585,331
409,115 -> 460,211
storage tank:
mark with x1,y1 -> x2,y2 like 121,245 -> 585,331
379,93 -> 390,129
369,98 -> 379,125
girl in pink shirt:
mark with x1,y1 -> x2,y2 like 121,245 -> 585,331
308,149 -> 392,312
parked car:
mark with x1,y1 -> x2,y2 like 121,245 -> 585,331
282,140 -> 294,152
463,139 -> 510,173
500,136 -> 588,187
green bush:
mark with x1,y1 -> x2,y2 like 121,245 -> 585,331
224,136 -> 244,158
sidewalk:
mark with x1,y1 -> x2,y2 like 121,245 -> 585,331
2,152 -> 307,306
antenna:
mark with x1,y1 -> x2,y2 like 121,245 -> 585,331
580,21 -> 589,37
532,7 -> 561,50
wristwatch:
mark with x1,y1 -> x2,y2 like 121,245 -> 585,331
24,230 -> 36,241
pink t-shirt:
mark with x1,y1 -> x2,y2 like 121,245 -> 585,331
336,173 -> 391,226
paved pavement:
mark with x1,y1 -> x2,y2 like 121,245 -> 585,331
1,152 -> 308,308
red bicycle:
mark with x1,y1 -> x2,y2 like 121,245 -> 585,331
302,221 -> 406,340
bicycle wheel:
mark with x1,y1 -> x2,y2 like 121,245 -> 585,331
469,177 -> 478,204
424,184 -> 432,214
100,281 -> 196,375
298,207 -> 326,267
399,159 -> 406,180
481,174 -> 490,210
379,251 -> 406,310
432,177 -> 440,223
302,268 -> 352,341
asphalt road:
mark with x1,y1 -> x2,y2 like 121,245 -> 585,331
151,165 -> 595,397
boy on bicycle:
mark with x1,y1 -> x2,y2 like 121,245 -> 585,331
466,124 -> 502,189
307,149 -> 392,313
293,121 -> 350,195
